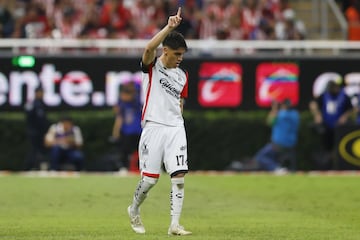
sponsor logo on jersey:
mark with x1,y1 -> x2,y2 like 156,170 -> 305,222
160,78 -> 181,98
256,63 -> 299,107
198,62 -> 242,107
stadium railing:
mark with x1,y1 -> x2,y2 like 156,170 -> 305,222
0,39 -> 360,56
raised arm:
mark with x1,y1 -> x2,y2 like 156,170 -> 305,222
142,7 -> 182,65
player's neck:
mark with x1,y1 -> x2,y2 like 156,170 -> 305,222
159,55 -> 172,69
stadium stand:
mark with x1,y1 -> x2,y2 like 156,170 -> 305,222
0,0 -> 356,55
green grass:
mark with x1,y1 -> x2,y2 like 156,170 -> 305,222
0,173 -> 359,240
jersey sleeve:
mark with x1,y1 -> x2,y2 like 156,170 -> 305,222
180,71 -> 189,98
140,58 -> 156,73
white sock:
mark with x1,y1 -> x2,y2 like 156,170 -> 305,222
170,177 -> 185,226
131,176 -> 157,214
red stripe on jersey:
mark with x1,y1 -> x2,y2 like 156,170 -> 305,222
141,62 -> 154,121
180,71 -> 189,98
142,172 -> 160,178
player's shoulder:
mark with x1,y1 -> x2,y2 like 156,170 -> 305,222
140,57 -> 157,73
24,102 -> 34,111
178,66 -> 188,76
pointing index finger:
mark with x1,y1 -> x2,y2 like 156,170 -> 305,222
177,7 -> 181,17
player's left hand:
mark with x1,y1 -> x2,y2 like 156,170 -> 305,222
168,7 -> 182,29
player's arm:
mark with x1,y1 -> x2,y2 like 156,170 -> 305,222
73,127 -> 83,149
44,125 -> 56,147
309,98 -> 322,124
142,7 -> 182,65
112,115 -> 123,139
266,101 -> 279,126
337,96 -> 354,125
180,98 -> 185,114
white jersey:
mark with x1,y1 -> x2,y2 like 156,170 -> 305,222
141,58 -> 188,127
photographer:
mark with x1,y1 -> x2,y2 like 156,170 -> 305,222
254,99 -> 300,173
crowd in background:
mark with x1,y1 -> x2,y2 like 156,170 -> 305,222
0,0 -> 306,41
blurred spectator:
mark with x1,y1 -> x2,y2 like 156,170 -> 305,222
110,82 -> 142,171
99,0 -> 132,38
242,0 -> 262,39
199,0 -> 228,39
178,0 -> 203,39
345,0 -> 360,41
12,1 -> 51,38
0,0 -> 15,37
130,0 -> 158,39
57,5 -> 82,38
277,0 -> 290,16
153,0 -> 167,32
252,0 -> 277,40
0,0 -> 305,42
225,0 -> 245,40
254,99 -> 300,173
170,2 -> 198,39
45,116 -> 84,171
79,0 -> 105,39
261,0 -> 281,21
250,18 -> 276,40
309,80 -> 354,170
275,8 -> 306,40
24,87 -> 50,171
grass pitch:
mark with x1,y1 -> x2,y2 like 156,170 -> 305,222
0,172 -> 359,240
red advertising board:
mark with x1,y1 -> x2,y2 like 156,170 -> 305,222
255,63 -> 299,107
198,62 -> 242,107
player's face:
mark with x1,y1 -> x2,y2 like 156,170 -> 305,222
164,47 -> 186,68
62,120 -> 73,131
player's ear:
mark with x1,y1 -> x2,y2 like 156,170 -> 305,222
163,46 -> 168,55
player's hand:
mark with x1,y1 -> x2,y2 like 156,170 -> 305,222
168,7 -> 182,29
108,135 -> 119,144
337,115 -> 348,125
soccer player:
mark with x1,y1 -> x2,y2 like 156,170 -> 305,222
127,7 -> 191,236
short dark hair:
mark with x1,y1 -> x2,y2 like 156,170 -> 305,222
60,115 -> 73,123
162,31 -> 188,51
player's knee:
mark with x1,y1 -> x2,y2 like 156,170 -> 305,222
171,177 -> 184,189
170,170 -> 188,178
143,176 -> 158,186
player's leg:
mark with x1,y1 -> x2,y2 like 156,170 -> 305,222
254,143 -> 280,171
67,149 -> 84,171
164,126 -> 191,235
128,124 -> 163,234
128,175 -> 157,234
49,146 -> 63,171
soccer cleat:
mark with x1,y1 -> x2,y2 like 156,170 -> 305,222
127,206 -> 145,234
168,224 -> 192,236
